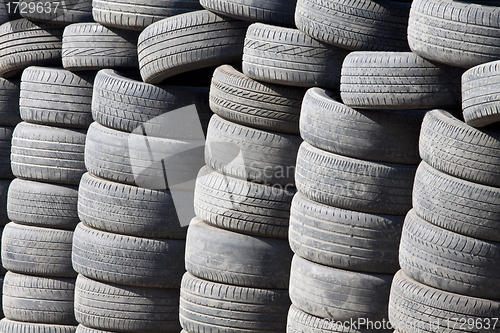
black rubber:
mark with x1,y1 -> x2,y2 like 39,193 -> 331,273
185,217 -> 293,289
74,274 -> 181,333
7,178 -> 79,229
138,10 -> 249,84
72,222 -> 185,288
0,319 -> 76,333
20,66 -> 94,129
300,87 -> 425,164
19,0 -> 93,24
180,272 -> 290,332
0,126 -> 13,179
0,77 -> 21,126
294,0 -> 411,51
419,109 -> 500,187
340,51 -> 464,109
0,19 -> 63,78
408,0 -> 500,68
11,122 -> 86,185
210,64 -> 306,134
62,23 -> 139,71
242,23 -> 350,88
0,179 -> 10,226
295,142 -> 416,215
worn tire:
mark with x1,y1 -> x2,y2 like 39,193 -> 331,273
419,109 -> 500,187
62,23 -> 139,71
295,142 -> 416,215
205,114 -> 301,186
180,272 -> 290,333
185,217 -> 293,289
74,275 -> 181,332
0,319 -> 76,333
242,23 -> 349,88
294,0 -> 410,51
72,222 -> 185,288
0,19 -> 63,78
300,87 -> 424,164
0,179 -> 9,226
389,270 -> 500,333
138,10 -> 249,84
0,78 -> 20,126
20,66 -> 94,129
1,222 -> 75,277
20,0 -> 93,24
0,126 -> 13,179
340,51 -> 463,109
3,272 -> 76,325
7,178 -> 79,229
289,255 -> 392,322
210,64 -> 306,134
11,122 -> 86,185
408,0 -> 500,68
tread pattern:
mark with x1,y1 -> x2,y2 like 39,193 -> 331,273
62,23 -> 139,71
20,66 -> 94,129
0,179 -> 10,226
242,23 -> 349,88
20,0 -> 93,24
0,77 -> 21,126
0,126 -> 13,179
340,52 -> 464,109
295,142 -> 416,215
137,10 -> 249,84
0,318 -> 76,333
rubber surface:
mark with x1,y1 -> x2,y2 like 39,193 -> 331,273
20,0 -> 93,24
0,77 -> 21,126
0,126 -> 13,179
0,318 -> 76,333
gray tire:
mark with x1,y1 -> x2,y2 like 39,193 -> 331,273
340,51 -> 463,109
0,77 -> 20,126
180,272 -> 290,333
72,222 -> 185,288
20,66 -> 94,129
1,222 -> 75,277
74,275 -> 181,332
185,217 -> 293,289
0,318 -> 76,333
295,142 -> 416,215
11,122 -> 86,185
19,0 -> 93,24
137,10 -> 249,84
7,178 -> 79,229
242,23 -> 349,88
0,126 -> 13,179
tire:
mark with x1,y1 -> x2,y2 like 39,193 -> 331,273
137,10 -> 249,84
388,270 -> 500,333
300,87 -> 425,164
91,69 -> 212,136
413,161 -> 500,242
72,222 -> 185,288
419,109 -> 500,187
74,275 -> 181,333
0,319 -> 76,333
294,0 -> 410,51
200,0 -> 296,26
0,77 -> 21,126
19,0 -> 93,24
11,122 -> 86,185
399,209 -> 500,300
3,272 -> 76,325
78,172 -> 187,239
180,272 -> 290,333
84,122 -> 205,189
7,178 -> 79,229
185,217 -> 293,289
0,126 -> 13,179
289,255 -> 392,322
210,64 -> 306,134
289,192 -> 403,274
20,66 -> 95,129
62,23 -> 139,71
92,0 -> 203,31
0,179 -> 9,226
340,52 -> 463,109
295,142 -> 416,215
408,0 -> 500,69
242,23 -> 350,88
194,166 -> 295,239
205,114 -> 301,186
462,60 -> 500,127
1,222 -> 75,277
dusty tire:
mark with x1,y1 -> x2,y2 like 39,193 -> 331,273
19,0 -> 93,24
11,122 -> 86,185
0,78 -> 20,126
0,319 -> 76,333
20,66 -> 94,129
180,272 -> 290,333
0,126 -> 13,179
7,178 -> 79,229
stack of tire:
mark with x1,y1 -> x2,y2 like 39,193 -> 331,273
388,1 -> 500,331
